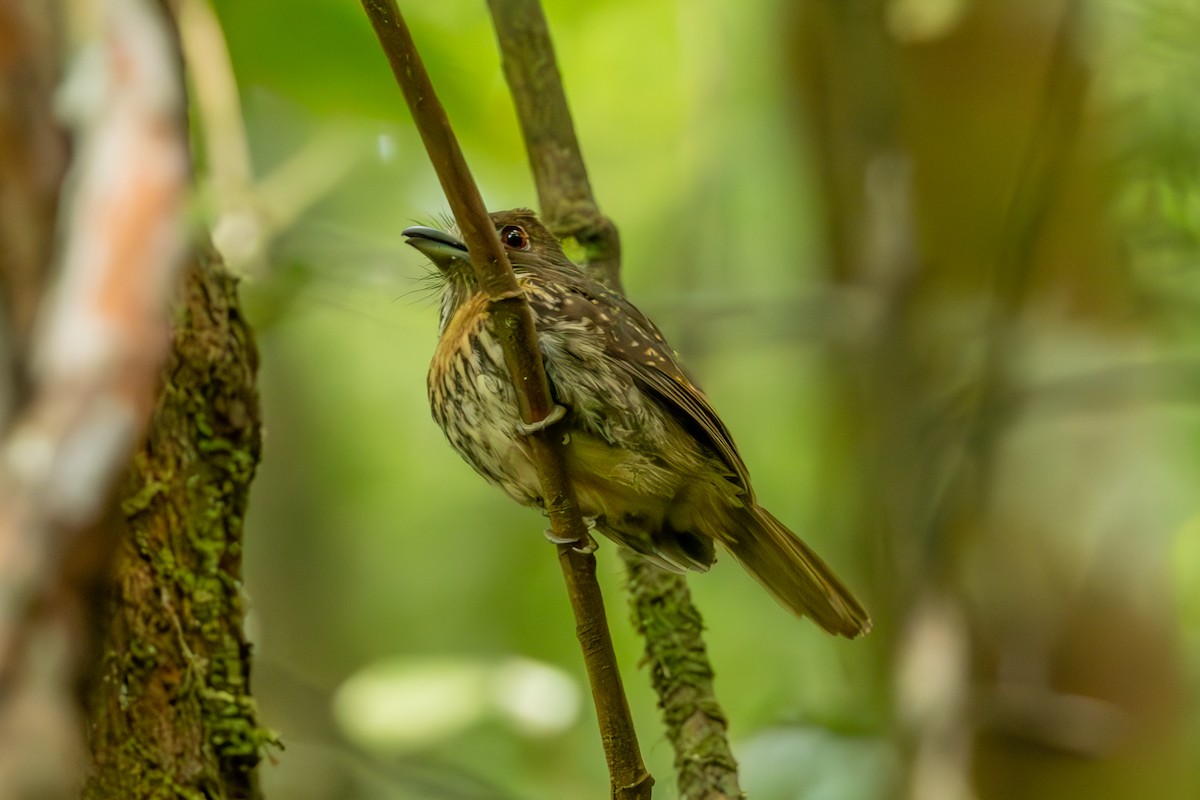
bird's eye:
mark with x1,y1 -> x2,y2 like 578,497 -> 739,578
500,225 -> 530,251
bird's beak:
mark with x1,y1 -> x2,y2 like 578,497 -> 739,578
403,225 -> 470,270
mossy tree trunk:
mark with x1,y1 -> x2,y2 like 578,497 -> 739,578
83,249 -> 270,799
1,0 -> 268,796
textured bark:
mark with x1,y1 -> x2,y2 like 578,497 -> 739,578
485,0 -> 623,293
361,4 -> 653,798
83,248 -> 271,799
486,2 -> 741,795
626,553 -> 743,800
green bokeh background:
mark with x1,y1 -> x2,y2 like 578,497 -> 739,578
204,1 -> 1200,798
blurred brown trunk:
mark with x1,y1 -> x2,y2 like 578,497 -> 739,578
0,0 -> 68,398
82,248 -> 269,798
80,1 -> 270,793
0,1 -> 268,797
788,2 -> 1193,799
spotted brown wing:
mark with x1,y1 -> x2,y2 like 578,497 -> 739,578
530,269 -> 754,495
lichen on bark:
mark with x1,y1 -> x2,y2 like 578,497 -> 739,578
625,553 -> 744,800
83,248 -> 274,799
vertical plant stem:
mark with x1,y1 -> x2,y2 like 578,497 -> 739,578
487,2 -> 743,796
626,554 -> 744,799
485,0 -> 622,291
359,2 -> 652,796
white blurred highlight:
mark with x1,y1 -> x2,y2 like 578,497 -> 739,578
333,655 -> 581,753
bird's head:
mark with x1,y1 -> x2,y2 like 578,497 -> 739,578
403,208 -> 570,281
404,208 -> 586,331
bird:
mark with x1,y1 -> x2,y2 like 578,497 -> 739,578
404,208 -> 870,638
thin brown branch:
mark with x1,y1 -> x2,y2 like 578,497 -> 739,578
561,548 -> 655,800
358,2 -> 651,797
626,554 -> 744,799
485,0 -> 622,292
486,2 -> 744,796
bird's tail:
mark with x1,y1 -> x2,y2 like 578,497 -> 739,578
725,506 -> 871,638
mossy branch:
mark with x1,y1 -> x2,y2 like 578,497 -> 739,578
627,559 -> 743,800
484,2 -> 744,797
358,3 -> 651,797
486,0 -> 622,293
84,248 -> 272,800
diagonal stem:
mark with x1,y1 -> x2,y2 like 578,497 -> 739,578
358,3 -> 651,797
485,0 -> 623,292
485,2 -> 743,796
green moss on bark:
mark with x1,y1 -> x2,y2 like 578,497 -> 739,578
625,553 -> 744,800
83,251 -> 275,800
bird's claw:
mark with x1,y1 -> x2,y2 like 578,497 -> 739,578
518,404 -> 566,435
543,528 -> 577,545
543,527 -> 599,554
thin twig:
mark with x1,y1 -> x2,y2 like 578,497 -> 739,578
485,3 -> 745,796
485,0 -> 622,293
486,3 -> 744,797
627,557 -> 745,799
358,3 -> 651,797
177,0 -> 366,275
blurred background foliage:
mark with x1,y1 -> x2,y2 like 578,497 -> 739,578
196,0 -> 1200,797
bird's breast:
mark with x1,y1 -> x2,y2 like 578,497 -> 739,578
428,293 -> 540,502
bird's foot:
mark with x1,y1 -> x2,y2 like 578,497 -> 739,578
543,525 -> 598,554
517,404 -> 566,435
543,527 -> 577,545
572,532 -> 599,554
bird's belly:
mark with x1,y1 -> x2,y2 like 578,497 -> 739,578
428,339 -> 663,522
428,322 -> 543,505
427,299 -> 727,537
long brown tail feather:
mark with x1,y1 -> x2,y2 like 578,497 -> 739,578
725,506 -> 871,638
